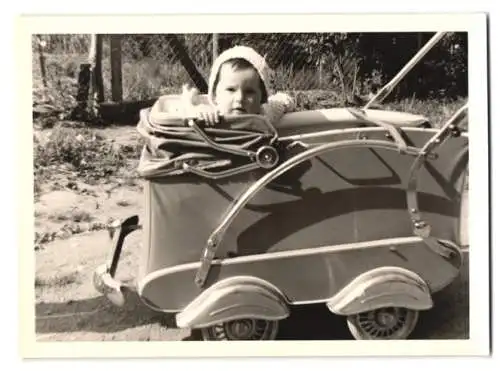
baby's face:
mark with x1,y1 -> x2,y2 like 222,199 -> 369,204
214,63 -> 263,115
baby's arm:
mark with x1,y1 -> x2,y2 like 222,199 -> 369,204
180,84 -> 221,125
261,92 -> 296,125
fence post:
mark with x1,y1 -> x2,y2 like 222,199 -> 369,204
212,33 -> 219,64
85,34 -> 104,114
318,56 -> 323,89
73,35 -> 95,118
36,35 -> 47,87
110,34 -> 123,102
417,33 -> 423,50
91,34 -> 104,104
73,34 -> 105,119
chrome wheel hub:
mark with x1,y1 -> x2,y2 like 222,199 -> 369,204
358,308 -> 407,338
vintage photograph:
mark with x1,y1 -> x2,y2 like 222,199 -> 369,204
22,13 -> 489,357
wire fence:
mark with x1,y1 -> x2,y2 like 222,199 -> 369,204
32,32 -> 468,119
115,33 -> 366,101
32,33 -> 391,104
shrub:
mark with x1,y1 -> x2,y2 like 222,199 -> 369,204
33,125 -> 141,184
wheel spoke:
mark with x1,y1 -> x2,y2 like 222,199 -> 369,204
359,318 -> 374,326
350,307 -> 418,340
365,322 -> 377,333
203,319 -> 278,341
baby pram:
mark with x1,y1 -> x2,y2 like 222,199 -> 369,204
93,32 -> 469,341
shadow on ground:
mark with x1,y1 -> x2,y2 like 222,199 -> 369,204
36,252 -> 468,341
35,287 -> 177,336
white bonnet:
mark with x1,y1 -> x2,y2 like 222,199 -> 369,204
207,45 -> 273,106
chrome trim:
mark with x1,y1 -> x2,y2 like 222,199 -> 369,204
187,119 -> 256,159
138,236 -> 426,312
346,107 -> 408,152
182,161 -> 260,180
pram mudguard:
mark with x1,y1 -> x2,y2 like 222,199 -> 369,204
134,98 -> 468,314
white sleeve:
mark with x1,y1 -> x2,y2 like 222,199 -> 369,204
261,92 -> 296,125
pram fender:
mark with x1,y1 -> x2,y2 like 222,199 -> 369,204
326,266 -> 433,316
175,276 -> 290,329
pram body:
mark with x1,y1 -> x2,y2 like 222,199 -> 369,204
93,93 -> 469,341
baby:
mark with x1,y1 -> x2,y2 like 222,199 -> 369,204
181,45 -> 295,126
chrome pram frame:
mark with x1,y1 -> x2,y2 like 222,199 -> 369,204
192,104 -> 468,288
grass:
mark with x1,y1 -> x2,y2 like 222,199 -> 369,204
33,124 -> 143,194
385,96 -> 468,128
35,272 -> 80,287
48,208 -> 93,223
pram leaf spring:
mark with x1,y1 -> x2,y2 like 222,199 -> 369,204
405,103 -> 468,258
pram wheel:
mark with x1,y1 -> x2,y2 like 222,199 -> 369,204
200,318 -> 279,341
346,307 -> 419,340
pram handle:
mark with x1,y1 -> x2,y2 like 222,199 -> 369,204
363,32 -> 448,109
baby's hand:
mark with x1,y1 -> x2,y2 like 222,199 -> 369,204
180,83 -> 222,126
195,105 -> 222,126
